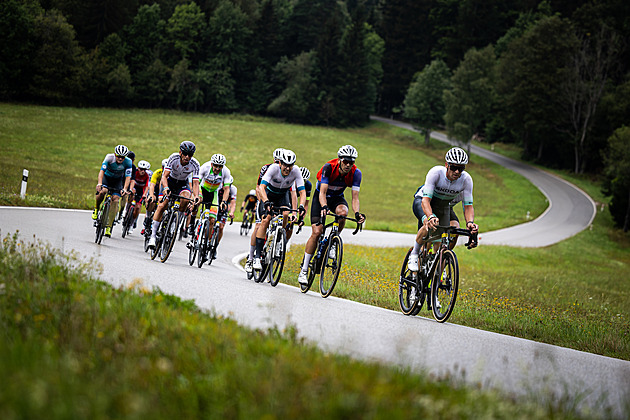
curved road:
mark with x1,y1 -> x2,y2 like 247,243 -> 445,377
371,116 -> 597,247
1,207 -> 628,418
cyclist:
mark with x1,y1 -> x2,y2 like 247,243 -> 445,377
123,159 -> 151,235
240,189 -> 258,221
142,158 -> 167,235
212,183 -> 238,257
252,149 -> 307,271
244,148 -> 284,274
93,145 -> 133,237
147,141 -> 200,249
286,166 -> 312,241
297,145 -> 366,285
188,153 -> 232,256
407,147 -> 479,272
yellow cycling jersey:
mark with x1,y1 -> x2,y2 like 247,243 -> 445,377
150,168 -> 163,185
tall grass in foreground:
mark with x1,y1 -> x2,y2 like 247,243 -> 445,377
281,204 -> 630,361
0,234 -> 595,419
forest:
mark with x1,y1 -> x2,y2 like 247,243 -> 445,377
2,0 -> 630,228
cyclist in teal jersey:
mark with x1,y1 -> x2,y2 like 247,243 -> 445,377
93,145 -> 133,237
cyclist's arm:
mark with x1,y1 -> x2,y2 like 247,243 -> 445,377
160,169 -> 171,195
123,175 -> 132,193
351,189 -> 364,223
298,188 -> 306,209
221,184 -> 230,207
318,183 -> 329,208
463,204 -> 478,233
192,179 -> 200,202
97,169 -> 105,189
290,187 -> 298,209
421,196 -> 439,229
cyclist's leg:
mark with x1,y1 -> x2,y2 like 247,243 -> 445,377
330,195 -> 349,233
448,207 -> 460,250
299,197 -> 324,278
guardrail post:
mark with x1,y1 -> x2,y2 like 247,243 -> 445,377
20,169 -> 29,199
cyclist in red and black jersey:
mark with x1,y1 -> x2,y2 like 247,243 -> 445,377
123,160 -> 151,235
297,145 -> 366,285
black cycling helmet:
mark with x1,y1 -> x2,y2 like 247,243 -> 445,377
127,151 -> 135,161
180,140 -> 196,155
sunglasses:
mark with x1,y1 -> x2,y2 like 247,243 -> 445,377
341,159 -> 355,165
449,164 -> 465,172
181,152 -> 193,157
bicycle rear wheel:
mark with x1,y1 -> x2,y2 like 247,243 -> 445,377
299,255 -> 317,293
196,220 -> 209,268
160,212 -> 179,263
252,249 -> 268,283
206,222 -> 220,266
398,248 -> 424,316
188,219 -> 200,266
270,228 -> 286,287
319,235 -> 343,298
431,249 -> 459,323
121,206 -> 134,238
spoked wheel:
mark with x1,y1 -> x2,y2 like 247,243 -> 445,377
299,255 -> 318,293
206,223 -> 220,266
269,228 -> 286,287
95,200 -> 110,244
319,235 -> 343,298
121,206 -> 134,238
252,250 -> 268,283
143,230 -> 151,252
160,213 -> 179,263
150,218 -> 164,260
196,220 -> 209,268
188,220 -> 200,266
398,248 -> 424,316
431,249 -> 459,323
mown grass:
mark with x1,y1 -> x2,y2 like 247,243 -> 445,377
1,234 -> 593,419
0,103 -> 546,232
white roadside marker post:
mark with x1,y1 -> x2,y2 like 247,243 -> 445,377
20,169 -> 29,199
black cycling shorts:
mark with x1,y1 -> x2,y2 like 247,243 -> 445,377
412,195 -> 458,230
310,192 -> 348,225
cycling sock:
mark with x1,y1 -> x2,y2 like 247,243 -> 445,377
302,253 -> 313,271
151,220 -> 160,238
255,237 -> 265,258
411,241 -> 421,256
248,245 -> 255,260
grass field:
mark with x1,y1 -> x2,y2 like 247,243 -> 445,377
0,103 -> 546,232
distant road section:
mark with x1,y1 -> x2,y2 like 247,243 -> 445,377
371,116 -> 597,247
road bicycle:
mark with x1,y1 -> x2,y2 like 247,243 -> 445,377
150,193 -> 189,263
93,188 -> 120,244
300,211 -> 364,298
240,211 -> 254,236
120,198 -> 137,238
142,200 -> 156,252
187,203 -> 230,267
252,206 -> 298,286
398,225 -> 478,323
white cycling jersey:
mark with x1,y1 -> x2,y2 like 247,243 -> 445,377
229,185 -> 237,201
415,166 -> 473,207
199,161 -> 232,192
165,152 -> 200,181
261,163 -> 305,195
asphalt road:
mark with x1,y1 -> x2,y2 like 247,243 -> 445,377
1,206 -> 628,418
370,116 -> 597,247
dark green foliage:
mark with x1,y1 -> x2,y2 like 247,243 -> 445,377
602,126 -> 630,231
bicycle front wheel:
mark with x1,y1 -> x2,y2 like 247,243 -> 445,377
188,220 -> 200,266
319,235 -> 343,298
95,200 -> 110,244
399,248 -> 424,316
431,249 -> 459,323
121,207 -> 133,238
160,212 -> 179,263
252,249 -> 268,283
270,228 -> 286,287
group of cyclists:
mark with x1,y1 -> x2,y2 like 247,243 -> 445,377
93,140 -> 478,285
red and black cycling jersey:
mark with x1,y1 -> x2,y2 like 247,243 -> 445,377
316,158 -> 362,197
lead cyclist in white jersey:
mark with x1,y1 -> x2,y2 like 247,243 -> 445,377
407,147 -> 479,272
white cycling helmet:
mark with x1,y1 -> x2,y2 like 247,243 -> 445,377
299,166 -> 310,180
249,189 -> 256,196
138,160 -> 150,170
161,158 -> 168,167
273,148 -> 284,162
337,144 -> 358,161
114,144 -> 129,157
211,153 -> 226,166
445,147 -> 469,165
279,149 -> 296,165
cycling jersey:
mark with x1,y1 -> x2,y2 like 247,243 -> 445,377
415,166 -> 473,208
261,163 -> 305,196
101,154 -> 132,179
199,162 -> 232,192
165,152 -> 200,181
257,163 -> 273,185
150,168 -> 162,184
316,158 -> 362,197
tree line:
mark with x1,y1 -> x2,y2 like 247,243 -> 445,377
2,0 -> 630,229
